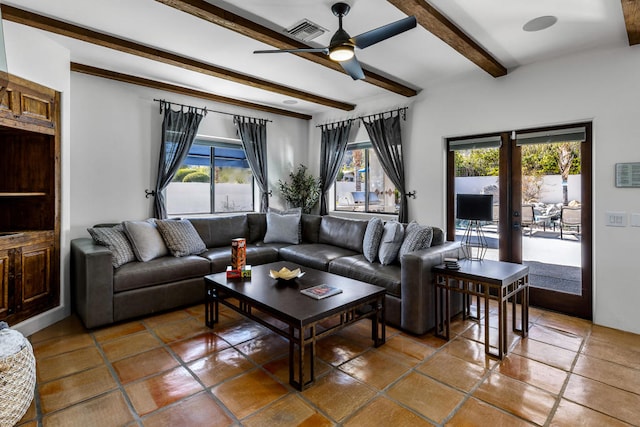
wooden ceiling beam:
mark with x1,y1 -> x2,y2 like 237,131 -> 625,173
622,0 -> 640,45
155,0 -> 418,97
70,63 -> 312,120
387,0 -> 507,78
1,4 -> 354,111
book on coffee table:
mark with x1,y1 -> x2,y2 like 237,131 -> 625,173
300,284 -> 342,299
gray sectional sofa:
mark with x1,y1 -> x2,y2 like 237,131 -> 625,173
71,213 -> 461,335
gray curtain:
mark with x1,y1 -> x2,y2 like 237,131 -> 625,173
234,116 -> 269,212
154,106 -> 204,219
362,113 -> 408,222
319,120 -> 352,215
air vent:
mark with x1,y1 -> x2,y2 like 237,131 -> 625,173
286,19 -> 327,42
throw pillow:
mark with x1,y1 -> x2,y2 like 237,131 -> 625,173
398,221 -> 434,260
378,221 -> 404,265
156,219 -> 206,257
122,219 -> 169,262
362,217 -> 384,263
87,224 -> 136,268
263,207 -> 302,244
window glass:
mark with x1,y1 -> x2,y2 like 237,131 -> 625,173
166,143 -> 254,215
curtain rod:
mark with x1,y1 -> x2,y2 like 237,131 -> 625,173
316,106 -> 408,128
154,99 -> 272,123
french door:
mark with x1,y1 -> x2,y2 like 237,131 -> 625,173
447,123 -> 592,319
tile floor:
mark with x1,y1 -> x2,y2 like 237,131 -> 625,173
14,301 -> 640,427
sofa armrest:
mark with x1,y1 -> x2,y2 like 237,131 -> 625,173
71,238 -> 115,328
400,241 -> 462,335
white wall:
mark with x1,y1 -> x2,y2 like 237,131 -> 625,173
69,73 -> 310,239
313,45 -> 640,334
4,23 -> 72,336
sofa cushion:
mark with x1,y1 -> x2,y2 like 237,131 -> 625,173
87,225 -> 136,268
122,219 -> 168,262
398,221 -> 433,260
200,244 -> 279,273
189,216 -> 249,248
318,216 -> 368,253
362,217 -> 384,263
301,214 -> 322,243
247,213 -> 266,243
113,255 -> 210,292
156,219 -> 207,257
329,255 -> 401,298
264,208 -> 301,244
378,221 -> 404,265
279,243 -> 359,271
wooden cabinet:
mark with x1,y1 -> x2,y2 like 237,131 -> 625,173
0,74 -> 60,325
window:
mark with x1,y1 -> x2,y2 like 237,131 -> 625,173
166,140 -> 254,215
334,143 -> 399,214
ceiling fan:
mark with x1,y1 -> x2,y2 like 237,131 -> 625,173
253,2 -> 417,80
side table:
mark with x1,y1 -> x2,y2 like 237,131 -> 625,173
433,259 -> 529,359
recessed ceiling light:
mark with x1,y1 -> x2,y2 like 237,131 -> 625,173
283,99 -> 298,105
523,15 -> 557,32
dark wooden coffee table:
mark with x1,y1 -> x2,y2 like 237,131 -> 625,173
204,261 -> 386,390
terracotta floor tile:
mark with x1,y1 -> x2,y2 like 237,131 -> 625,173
441,337 -> 498,369
376,334 -> 436,365
581,336 -> 640,370
402,332 -> 448,349
387,371 -> 465,423
184,304 -> 205,318
41,391 -> 133,427
212,318 -> 270,346
550,399 -> 633,427
152,317 -> 209,344
337,320 -> 382,348
29,315 -> 87,345
473,371 -> 557,425
449,317 -> 475,337
262,354 -> 331,386
143,309 -> 192,328
212,369 -> 288,420
125,366 -> 204,416
112,347 -> 180,384
527,324 -> 584,352
302,370 -> 376,422
39,366 -> 118,413
188,347 -> 254,387
497,353 -> 568,395
92,321 -> 146,343
445,397 -> 535,427
17,398 -> 37,424
535,311 -> 592,337
590,325 -> 640,351
243,394 -> 332,427
460,323 -> 522,353
573,354 -> 640,395
100,331 -> 162,362
344,396 -> 434,427
32,333 -> 95,360
417,352 -> 487,392
141,392 -> 234,427
316,333 -> 370,366
37,345 -> 104,383
511,338 -> 577,371
339,348 -> 412,390
169,331 -> 231,363
563,374 -> 640,425
236,333 -> 289,365
16,422 -> 37,427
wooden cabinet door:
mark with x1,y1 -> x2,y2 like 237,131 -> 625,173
0,249 -> 9,320
18,241 -> 52,315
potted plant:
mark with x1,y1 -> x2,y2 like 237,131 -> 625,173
278,164 -> 320,214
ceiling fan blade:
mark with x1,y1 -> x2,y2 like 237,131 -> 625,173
254,48 -> 328,54
352,16 -> 417,49
340,56 -> 365,80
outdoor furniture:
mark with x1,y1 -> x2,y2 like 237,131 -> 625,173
560,206 -> 581,239
520,204 -> 537,236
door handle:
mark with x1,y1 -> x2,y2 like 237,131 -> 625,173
513,222 -> 521,230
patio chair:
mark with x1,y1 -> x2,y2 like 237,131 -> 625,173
520,204 -> 536,236
560,206 -> 581,239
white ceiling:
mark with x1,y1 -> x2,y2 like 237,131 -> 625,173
4,0 -> 630,117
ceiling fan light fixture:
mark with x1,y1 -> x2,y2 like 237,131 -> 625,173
329,45 -> 354,62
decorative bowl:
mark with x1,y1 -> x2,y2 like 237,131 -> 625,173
269,267 -> 305,280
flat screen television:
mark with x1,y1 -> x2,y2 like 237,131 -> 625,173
456,194 -> 493,221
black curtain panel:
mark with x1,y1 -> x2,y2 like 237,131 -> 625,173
154,106 -> 204,219
362,113 -> 408,222
319,120 -> 352,215
234,116 -> 270,212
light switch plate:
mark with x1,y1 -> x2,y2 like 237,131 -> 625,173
605,211 -> 627,227
631,213 -> 640,227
